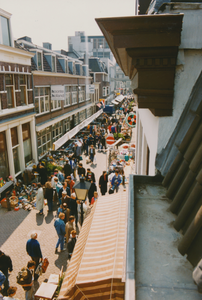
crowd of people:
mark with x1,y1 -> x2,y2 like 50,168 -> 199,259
0,100 -> 135,299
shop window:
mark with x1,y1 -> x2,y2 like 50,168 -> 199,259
11,127 -> 20,174
52,122 -> 62,142
22,123 -> 32,164
37,127 -> 51,158
64,118 -> 70,133
0,131 -> 9,180
71,86 -> 77,105
51,99 -> 61,110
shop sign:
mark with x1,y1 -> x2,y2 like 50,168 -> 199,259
51,85 -> 65,100
87,84 -> 95,94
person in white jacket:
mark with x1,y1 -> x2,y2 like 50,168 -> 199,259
36,183 -> 44,215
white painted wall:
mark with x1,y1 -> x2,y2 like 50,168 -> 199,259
135,108 -> 159,175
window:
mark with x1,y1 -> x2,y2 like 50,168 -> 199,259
64,118 -> 70,133
79,110 -> 85,122
64,86 -> 70,106
51,99 -> 61,110
11,127 -> 20,174
74,113 -> 79,125
19,75 -> 27,106
0,16 -> 11,46
0,131 -> 9,180
37,52 -> 42,70
52,122 -> 62,143
71,86 -> 77,105
79,86 -> 85,103
22,123 -> 32,164
35,87 -> 50,114
87,108 -> 92,118
5,74 -> 15,108
37,127 -> 51,157
52,56 -> 56,72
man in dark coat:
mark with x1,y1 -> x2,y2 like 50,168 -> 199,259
77,163 -> 86,179
85,168 -> 97,204
26,232 -> 43,280
99,171 -> 108,196
0,250 -> 13,294
64,160 -> 72,178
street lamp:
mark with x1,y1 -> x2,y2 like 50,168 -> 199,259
73,177 -> 91,225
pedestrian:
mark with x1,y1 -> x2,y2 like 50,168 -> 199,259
110,170 -> 122,193
20,260 -> 36,300
44,178 -> 53,212
36,183 -> 44,215
66,176 -> 75,194
64,159 -> 72,178
90,191 -> 98,205
0,271 -> 5,299
85,168 -> 96,204
65,216 -> 76,243
69,156 -> 76,180
59,181 -> 70,201
83,137 -> 88,156
26,233 -> 43,280
54,213 -> 66,253
67,230 -> 77,260
3,286 -> 20,300
69,193 -> 78,226
101,134 -> 106,152
0,250 -> 13,295
89,145 -> 95,164
38,162 -> 47,186
77,163 -> 86,179
99,171 -> 108,196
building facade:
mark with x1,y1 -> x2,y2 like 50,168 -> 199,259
16,37 -> 95,158
0,9 -> 37,181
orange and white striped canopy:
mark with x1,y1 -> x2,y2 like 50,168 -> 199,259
58,191 -> 127,300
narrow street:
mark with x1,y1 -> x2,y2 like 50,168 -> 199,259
0,149 -> 110,300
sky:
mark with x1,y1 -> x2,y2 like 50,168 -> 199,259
0,0 -> 135,50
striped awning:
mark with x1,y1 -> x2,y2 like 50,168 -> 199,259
58,192 -> 127,300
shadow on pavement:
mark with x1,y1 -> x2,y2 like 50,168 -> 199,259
45,211 -> 54,224
55,251 -> 69,272
0,209 -> 30,247
36,213 -> 44,226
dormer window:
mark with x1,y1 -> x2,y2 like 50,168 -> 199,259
52,55 -> 56,72
0,15 -> 11,46
37,52 -> 42,70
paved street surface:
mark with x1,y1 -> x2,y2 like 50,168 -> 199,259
0,147 -> 131,300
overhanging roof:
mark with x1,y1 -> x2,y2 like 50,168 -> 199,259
96,14 -> 183,116
58,192 -> 127,299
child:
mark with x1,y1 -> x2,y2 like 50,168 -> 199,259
91,191 -> 98,205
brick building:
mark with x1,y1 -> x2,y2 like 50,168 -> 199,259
0,8 -> 37,181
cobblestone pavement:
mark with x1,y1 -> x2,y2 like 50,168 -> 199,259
0,149 -> 110,300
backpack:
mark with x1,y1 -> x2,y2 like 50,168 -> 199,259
16,267 -> 31,285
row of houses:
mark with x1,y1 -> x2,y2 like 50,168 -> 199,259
0,8 -> 111,181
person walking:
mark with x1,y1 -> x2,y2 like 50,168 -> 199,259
20,260 -> 36,300
65,216 -> 76,244
67,230 -> 77,260
44,178 -> 53,212
99,171 -> 108,196
89,145 -> 95,164
77,163 -> 86,179
54,213 -> 66,253
26,233 -> 43,280
85,168 -> 96,204
110,170 -> 122,193
36,183 -> 44,215
64,159 -> 72,179
0,250 -> 13,295
69,193 -> 78,227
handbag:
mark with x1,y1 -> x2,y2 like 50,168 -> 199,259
109,187 -> 114,194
